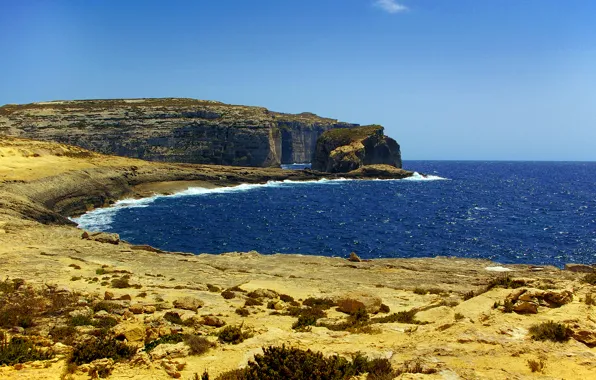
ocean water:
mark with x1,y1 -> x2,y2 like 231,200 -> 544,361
74,161 -> 596,267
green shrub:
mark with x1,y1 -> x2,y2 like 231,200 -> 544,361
94,316 -> 119,329
70,315 -> 94,326
302,297 -> 335,310
0,335 -> 54,365
486,275 -> 526,290
527,359 -> 545,373
93,301 -> 118,313
204,345 -> 395,380
462,291 -> 475,301
529,321 -> 571,342
221,290 -> 236,299
244,298 -> 263,307
583,273 -> 596,285
279,294 -> 295,303
144,334 -> 185,353
503,300 -> 514,313
70,335 -> 136,365
111,277 -> 131,289
371,310 -> 423,324
50,326 -> 78,345
185,335 -> 215,355
217,325 -> 253,345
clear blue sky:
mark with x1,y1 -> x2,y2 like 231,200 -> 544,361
1,0 -> 595,160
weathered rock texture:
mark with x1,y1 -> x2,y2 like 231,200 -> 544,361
312,125 -> 402,173
0,98 -> 356,167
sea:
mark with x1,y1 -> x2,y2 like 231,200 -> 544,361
74,161 -> 596,268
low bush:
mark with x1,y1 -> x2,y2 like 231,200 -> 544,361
217,325 -> 253,345
111,277 -> 131,289
185,335 -> 215,355
93,301 -> 118,313
527,359 -> 545,373
70,315 -> 94,326
486,275 -> 526,290
221,290 -> 236,299
279,294 -> 295,303
503,300 -> 514,313
244,298 -> 263,307
69,335 -> 136,365
201,345 -> 395,380
0,280 -> 79,329
50,326 -> 78,345
144,334 -> 185,352
371,310 -> 423,324
462,291 -> 475,301
302,297 -> 335,310
0,335 -> 54,365
583,273 -> 596,285
395,359 -> 437,376
529,321 -> 571,342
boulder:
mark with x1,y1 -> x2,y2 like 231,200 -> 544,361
564,264 -> 594,273
512,301 -> 538,314
543,289 -> 573,306
247,289 -> 278,299
150,342 -> 190,360
335,292 -> 382,314
201,316 -> 226,327
173,296 -> 204,311
83,231 -> 120,245
312,125 -> 401,173
572,329 -> 596,347
113,322 -> 146,342
104,291 -> 114,300
348,252 -> 362,262
129,304 -> 144,314
143,305 -> 157,314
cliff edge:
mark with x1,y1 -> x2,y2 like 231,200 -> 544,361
0,98 -> 357,167
311,125 -> 402,173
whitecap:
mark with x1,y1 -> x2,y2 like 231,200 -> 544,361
485,266 -> 513,272
401,172 -> 448,181
73,173 -> 447,231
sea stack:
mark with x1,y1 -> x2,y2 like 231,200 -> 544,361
311,125 -> 402,173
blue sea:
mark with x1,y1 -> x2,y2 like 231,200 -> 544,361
74,161 -> 596,268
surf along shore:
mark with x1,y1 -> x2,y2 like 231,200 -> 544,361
0,136 -> 595,379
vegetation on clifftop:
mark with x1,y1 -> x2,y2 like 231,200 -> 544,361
318,125 -> 384,147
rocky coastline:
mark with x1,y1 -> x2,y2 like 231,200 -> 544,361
0,136 -> 595,379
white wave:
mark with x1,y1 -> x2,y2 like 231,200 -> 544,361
73,173 -> 446,231
402,172 -> 448,181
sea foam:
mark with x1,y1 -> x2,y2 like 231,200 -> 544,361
72,174 -> 447,231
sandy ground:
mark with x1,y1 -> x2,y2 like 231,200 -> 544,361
0,136 -> 595,379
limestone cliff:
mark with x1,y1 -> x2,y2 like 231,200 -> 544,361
0,98 -> 355,167
312,125 -> 402,173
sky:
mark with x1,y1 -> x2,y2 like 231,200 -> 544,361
1,0 -> 595,161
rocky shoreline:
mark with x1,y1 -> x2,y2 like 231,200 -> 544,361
0,136 -> 595,379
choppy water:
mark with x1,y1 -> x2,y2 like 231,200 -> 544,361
75,161 -> 596,267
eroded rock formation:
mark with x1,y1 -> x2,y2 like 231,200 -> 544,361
311,125 -> 402,173
0,99 -> 356,167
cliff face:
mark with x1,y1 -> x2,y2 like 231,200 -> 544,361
0,99 -> 356,167
312,125 -> 402,173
